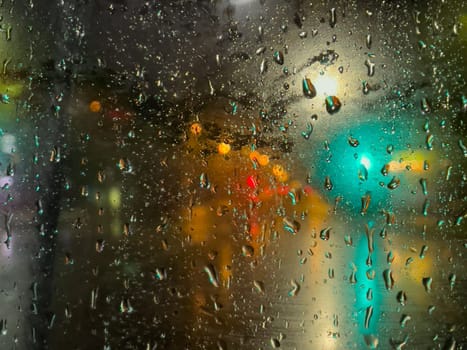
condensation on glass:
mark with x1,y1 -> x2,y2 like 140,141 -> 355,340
0,0 -> 465,349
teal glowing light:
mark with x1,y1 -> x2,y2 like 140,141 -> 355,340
308,120 -> 417,213
360,155 -> 371,170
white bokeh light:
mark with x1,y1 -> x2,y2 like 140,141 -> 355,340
314,75 -> 338,96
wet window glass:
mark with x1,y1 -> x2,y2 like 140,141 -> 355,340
0,0 -> 466,349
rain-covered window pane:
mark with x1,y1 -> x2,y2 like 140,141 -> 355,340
0,0 -> 465,349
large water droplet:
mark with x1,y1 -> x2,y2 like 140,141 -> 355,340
303,78 -> 316,98
383,269 -> 394,290
283,217 -> 300,234
273,51 -> 284,65
325,96 -> 341,114
387,176 -> 400,190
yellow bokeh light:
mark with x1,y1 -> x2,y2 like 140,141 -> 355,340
218,142 -> 231,155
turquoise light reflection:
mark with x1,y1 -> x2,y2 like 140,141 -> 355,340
311,120 -> 419,213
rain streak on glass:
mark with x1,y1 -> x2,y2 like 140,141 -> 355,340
0,1 -> 465,350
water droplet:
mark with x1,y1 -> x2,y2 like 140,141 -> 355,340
329,8 -> 337,28
288,280 -> 300,296
366,268 -> 376,280
381,164 -> 389,176
200,173 -> 210,189
359,164 -> 369,182
419,245 -> 428,259
293,12 -> 303,28
449,273 -> 456,291
258,25 -> 263,37
301,122 -> 313,139
298,31 -> 307,38
96,239 -> 105,253
365,59 -> 375,76
270,338 -> 280,348
242,245 -> 254,257
325,96 -> 341,114
119,298 -> 134,313
458,140 -> 467,157
422,277 -> 432,293
419,178 -> 428,195
349,270 -> 357,284
302,78 -> 316,98
204,264 -> 219,288
446,165 -> 452,181
387,251 -> 395,264
37,199 -> 44,215
367,288 -> 373,300
400,314 -> 411,328
283,216 -> 300,234
344,235 -> 353,246
65,304 -> 72,319
442,337 -> 456,350
426,134 -> 434,150
153,267 -> 167,281
364,334 -> 379,349
253,280 -> 265,294
422,199 -> 430,216
383,269 -> 394,290
6,163 -> 14,176
324,176 -> 333,190
366,34 -> 372,49
1,319 -> 7,335
378,226 -> 387,240
387,176 -> 400,190
256,46 -> 266,55
123,223 -> 132,236
364,305 -> 373,329
320,227 -> 331,240
361,193 -> 371,215
421,97 -> 431,113
273,51 -> 284,65
366,225 -> 374,254
348,136 -> 359,147
260,59 -> 268,74
396,291 -> 407,306
362,81 -> 370,95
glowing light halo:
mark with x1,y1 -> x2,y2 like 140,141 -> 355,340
360,155 -> 371,170
313,74 -> 338,96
